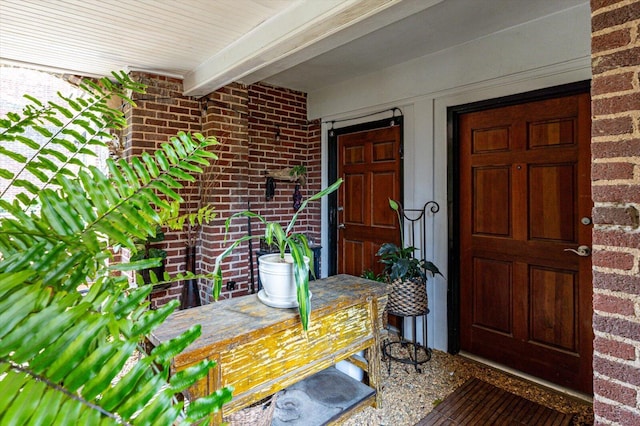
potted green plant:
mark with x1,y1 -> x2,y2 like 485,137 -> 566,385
377,199 -> 442,316
130,225 -> 169,286
289,164 -> 307,186
213,178 -> 343,331
360,269 -> 386,282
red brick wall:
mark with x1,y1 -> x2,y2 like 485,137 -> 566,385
246,84 -> 322,242
123,72 -> 202,307
198,83 -> 250,303
590,1 -> 640,424
244,84 -> 322,293
124,74 -> 321,306
197,83 -> 322,303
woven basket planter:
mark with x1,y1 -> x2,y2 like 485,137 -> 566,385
224,394 -> 277,426
387,277 -> 428,316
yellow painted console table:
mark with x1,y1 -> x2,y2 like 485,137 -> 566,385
148,274 -> 388,424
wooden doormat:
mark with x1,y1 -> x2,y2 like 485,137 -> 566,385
415,378 -> 574,425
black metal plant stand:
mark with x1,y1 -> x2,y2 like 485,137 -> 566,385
382,201 -> 439,373
383,309 -> 431,373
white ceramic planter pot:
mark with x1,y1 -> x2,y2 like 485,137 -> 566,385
258,253 -> 310,308
336,352 -> 365,382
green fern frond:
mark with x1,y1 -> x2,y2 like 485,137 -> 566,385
0,72 -> 144,210
0,71 -> 231,424
0,276 -> 227,425
0,132 -> 219,289
165,204 -> 218,232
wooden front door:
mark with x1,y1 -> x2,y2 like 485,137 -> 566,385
458,92 -> 593,394
337,125 -> 402,278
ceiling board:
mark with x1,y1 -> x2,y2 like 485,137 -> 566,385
0,0 -> 588,94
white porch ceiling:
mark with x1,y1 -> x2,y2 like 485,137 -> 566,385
0,0 -> 588,97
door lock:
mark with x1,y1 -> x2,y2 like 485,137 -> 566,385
564,245 -> 591,257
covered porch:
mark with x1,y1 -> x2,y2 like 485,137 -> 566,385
1,0 -> 638,424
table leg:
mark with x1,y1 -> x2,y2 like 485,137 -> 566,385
367,296 -> 383,408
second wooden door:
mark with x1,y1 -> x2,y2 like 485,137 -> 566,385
337,125 -> 402,278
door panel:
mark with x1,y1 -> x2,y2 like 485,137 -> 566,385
472,257 -> 512,333
338,126 -> 401,278
529,164 -> 575,242
529,267 -> 576,351
473,167 -> 511,236
341,240 -> 365,276
459,93 -> 593,394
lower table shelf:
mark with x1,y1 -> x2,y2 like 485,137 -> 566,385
271,367 -> 374,426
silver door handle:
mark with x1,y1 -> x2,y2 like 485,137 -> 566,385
564,245 -> 591,257
338,223 -> 345,229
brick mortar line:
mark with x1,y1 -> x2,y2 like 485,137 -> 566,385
593,243 -> 640,253
592,180 -> 640,186
592,135 -> 640,143
593,362 -> 640,382
594,286 -> 640,301
592,110 -> 640,119
593,201 -> 640,209
592,157 -> 640,163
591,65 -> 640,79
594,306 -> 640,323
591,0 -> 640,16
592,65 -> 640,87
593,266 -> 640,277
591,42 -> 640,60
592,135 -> 640,144
592,88 -> 640,100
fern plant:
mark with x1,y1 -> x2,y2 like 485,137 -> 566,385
0,71 -> 232,424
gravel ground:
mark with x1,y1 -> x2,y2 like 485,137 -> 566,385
342,340 -> 594,426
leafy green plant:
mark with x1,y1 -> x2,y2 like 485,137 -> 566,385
289,164 -> 306,177
130,226 -> 167,262
377,199 -> 442,281
360,269 -> 386,282
0,71 -> 231,424
289,164 -> 307,181
213,178 -> 343,331
130,225 -> 168,285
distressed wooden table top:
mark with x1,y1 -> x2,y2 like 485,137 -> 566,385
149,274 -> 388,353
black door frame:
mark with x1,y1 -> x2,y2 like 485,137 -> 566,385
446,80 -> 591,354
327,115 -> 404,276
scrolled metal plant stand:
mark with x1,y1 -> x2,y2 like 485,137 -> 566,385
382,200 -> 439,373
383,312 -> 431,373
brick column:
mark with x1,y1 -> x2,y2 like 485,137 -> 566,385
246,83 -> 321,241
123,72 -> 202,307
199,83 -> 251,303
590,1 -> 640,424
197,83 -> 322,301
